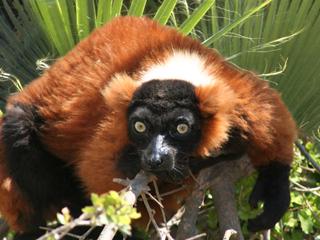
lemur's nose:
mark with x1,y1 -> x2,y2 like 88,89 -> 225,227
142,135 -> 172,171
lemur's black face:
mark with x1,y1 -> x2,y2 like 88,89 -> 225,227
127,80 -> 202,182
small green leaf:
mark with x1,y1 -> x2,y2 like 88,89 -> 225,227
291,193 -> 304,205
298,211 -> 313,234
82,206 -> 96,215
306,142 -> 313,151
290,230 -> 304,240
91,193 -> 101,206
286,217 -> 298,228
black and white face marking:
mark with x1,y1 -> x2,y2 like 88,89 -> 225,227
127,80 -> 202,182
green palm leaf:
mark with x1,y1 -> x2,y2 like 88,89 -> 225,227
0,0 -> 319,135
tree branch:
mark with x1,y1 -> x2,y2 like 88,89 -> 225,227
295,141 -> 320,173
176,155 -> 254,240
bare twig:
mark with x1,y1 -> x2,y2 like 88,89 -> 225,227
166,207 -> 185,227
79,226 -> 96,240
141,193 -> 174,240
152,179 -> 167,223
37,213 -> 91,240
97,223 -> 117,240
145,191 -> 164,208
262,229 -> 270,240
295,141 -> 320,173
291,181 -> 320,197
304,197 -> 320,223
160,185 -> 186,197
140,193 -> 161,234
185,232 -> 207,240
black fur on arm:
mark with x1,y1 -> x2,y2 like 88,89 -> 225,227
188,151 -> 245,173
248,162 -> 290,232
2,103 -> 87,229
190,127 -> 248,173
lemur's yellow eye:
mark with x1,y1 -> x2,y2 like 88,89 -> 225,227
177,123 -> 189,134
134,121 -> 146,133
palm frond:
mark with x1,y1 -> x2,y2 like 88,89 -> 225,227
0,0 -> 319,135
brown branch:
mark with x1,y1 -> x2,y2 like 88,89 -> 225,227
176,155 -> 254,240
175,167 -> 211,240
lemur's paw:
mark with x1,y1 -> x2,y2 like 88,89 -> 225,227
248,162 -> 290,232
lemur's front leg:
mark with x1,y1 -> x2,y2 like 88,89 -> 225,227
248,162 -> 290,232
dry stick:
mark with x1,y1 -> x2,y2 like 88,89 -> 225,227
141,192 -> 175,240
185,233 -> 207,240
262,229 -> 270,240
150,180 -> 174,239
96,223 -> 118,240
295,141 -> 320,173
79,226 -> 96,240
160,185 -> 186,197
141,190 -> 175,240
140,192 -> 161,234
152,179 -> 167,223
166,206 -> 185,228
176,155 -> 254,240
37,213 -> 91,240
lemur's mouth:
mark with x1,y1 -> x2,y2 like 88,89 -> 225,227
145,163 -> 190,183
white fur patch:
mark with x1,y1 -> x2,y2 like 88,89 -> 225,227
140,51 -> 215,86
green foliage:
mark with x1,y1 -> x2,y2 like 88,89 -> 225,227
178,0 -> 216,35
82,191 -> 140,235
153,0 -> 177,25
202,0 -> 272,46
200,144 -> 320,239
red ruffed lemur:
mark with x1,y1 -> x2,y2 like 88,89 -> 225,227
0,16 -> 297,238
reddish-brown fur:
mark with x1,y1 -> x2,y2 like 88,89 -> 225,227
0,16 -> 297,232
